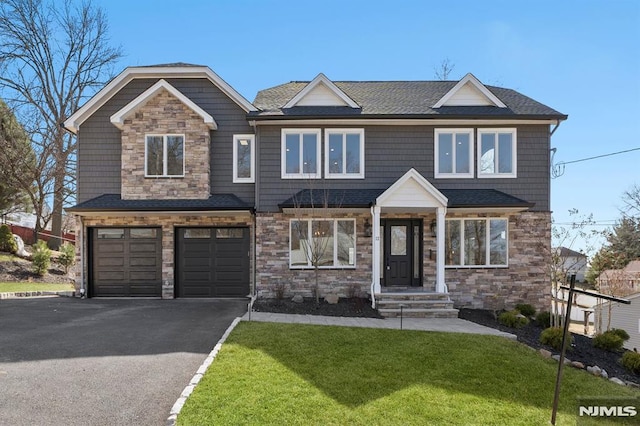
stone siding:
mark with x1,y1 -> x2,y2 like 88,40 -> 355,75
444,211 -> 551,311
120,89 -> 210,200
75,214 -> 253,298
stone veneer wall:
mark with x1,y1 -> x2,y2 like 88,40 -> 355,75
256,212 -> 372,299
444,211 -> 551,311
75,214 -> 253,298
120,89 -> 210,200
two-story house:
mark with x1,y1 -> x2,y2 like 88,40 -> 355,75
65,64 -> 566,314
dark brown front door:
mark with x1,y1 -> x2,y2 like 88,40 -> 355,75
383,219 -> 422,287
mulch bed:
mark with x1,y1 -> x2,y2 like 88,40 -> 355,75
252,297 -> 383,318
459,308 -> 640,385
0,255 -> 74,284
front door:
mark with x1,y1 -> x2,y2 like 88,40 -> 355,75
383,219 -> 422,287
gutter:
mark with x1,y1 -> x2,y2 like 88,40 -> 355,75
550,120 -> 562,137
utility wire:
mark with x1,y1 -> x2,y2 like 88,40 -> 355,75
551,147 -> 640,178
559,147 -> 640,165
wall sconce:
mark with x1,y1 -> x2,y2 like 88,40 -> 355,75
363,218 -> 372,237
430,219 -> 437,237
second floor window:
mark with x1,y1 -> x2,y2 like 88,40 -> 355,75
145,134 -> 184,177
325,129 -> 365,178
435,129 -> 474,178
282,129 -> 321,179
233,134 -> 255,183
478,129 -> 517,178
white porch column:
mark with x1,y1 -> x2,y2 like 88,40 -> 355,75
435,206 -> 446,293
371,206 -> 381,294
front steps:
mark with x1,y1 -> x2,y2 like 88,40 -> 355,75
375,289 -> 458,319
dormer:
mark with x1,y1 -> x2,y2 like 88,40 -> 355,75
283,73 -> 360,108
433,73 -> 506,108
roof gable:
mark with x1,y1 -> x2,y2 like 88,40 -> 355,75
64,65 -> 256,134
110,79 -> 217,130
283,73 -> 360,109
433,73 -> 507,108
377,168 -> 448,208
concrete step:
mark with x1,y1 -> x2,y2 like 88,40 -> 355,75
375,292 -> 457,318
377,300 -> 454,310
378,307 -> 459,319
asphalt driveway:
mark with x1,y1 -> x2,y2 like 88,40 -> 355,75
0,297 -> 247,426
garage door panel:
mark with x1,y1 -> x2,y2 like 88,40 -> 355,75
177,227 -> 249,298
91,228 -> 162,297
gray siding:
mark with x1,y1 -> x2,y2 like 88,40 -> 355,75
77,78 -> 254,204
597,295 -> 640,351
256,124 -> 551,212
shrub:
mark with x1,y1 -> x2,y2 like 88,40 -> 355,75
0,224 -> 17,254
515,303 -> 536,317
540,327 -> 572,351
621,351 -> 640,375
593,330 -> 625,352
536,311 -> 551,328
32,240 -> 51,276
610,328 -> 630,342
57,242 -> 75,274
498,310 -> 529,328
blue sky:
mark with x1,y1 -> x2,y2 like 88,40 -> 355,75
95,0 -> 639,252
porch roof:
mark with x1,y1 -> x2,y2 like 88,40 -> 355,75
67,193 -> 253,213
278,188 -> 533,210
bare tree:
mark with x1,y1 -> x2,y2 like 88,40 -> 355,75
434,58 -> 456,80
621,183 -> 640,219
0,0 -> 122,248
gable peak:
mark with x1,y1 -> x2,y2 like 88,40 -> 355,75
433,73 -> 506,108
283,73 -> 360,109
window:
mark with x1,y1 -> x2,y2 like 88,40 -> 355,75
216,228 -> 244,239
444,218 -> 508,267
290,219 -> 356,268
281,129 -> 321,178
434,129 -> 473,178
130,228 -> 157,239
145,134 -> 184,177
325,129 -> 365,178
233,134 -> 255,183
97,228 -> 124,239
478,129 -> 517,178
184,229 -> 211,239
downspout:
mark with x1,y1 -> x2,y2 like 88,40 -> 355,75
550,120 -> 561,137
249,121 -> 259,315
79,215 -> 86,298
370,206 -> 376,309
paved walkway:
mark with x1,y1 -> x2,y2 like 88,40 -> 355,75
242,311 -> 517,339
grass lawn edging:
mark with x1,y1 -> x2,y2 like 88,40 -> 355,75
166,316 -> 244,426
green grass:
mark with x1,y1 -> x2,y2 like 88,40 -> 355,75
178,322 -> 638,426
0,282 -> 74,292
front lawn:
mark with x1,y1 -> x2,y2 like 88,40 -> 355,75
178,322 -> 638,425
0,282 -> 74,293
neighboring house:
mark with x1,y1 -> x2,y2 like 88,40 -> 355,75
64,64 -> 566,313
556,246 -> 588,282
597,260 -> 640,297
595,292 -> 640,350
551,286 -> 596,335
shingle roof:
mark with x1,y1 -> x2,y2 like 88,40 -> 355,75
251,81 -> 566,119
278,188 -> 533,209
67,194 -> 252,212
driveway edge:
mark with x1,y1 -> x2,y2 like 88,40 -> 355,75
166,316 -> 243,426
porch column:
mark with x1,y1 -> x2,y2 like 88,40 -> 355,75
436,206 -> 446,293
371,206 -> 381,294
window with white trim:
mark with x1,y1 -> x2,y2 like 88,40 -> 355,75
478,128 -> 517,178
434,129 -> 474,178
325,129 -> 365,178
281,129 -> 321,178
233,134 -> 255,183
445,218 -> 508,267
145,134 -> 184,177
290,219 -> 356,268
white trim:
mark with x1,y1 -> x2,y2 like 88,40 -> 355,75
289,218 -> 357,269
110,79 -> 217,130
433,73 -> 507,108
376,168 -> 448,208
252,118 -> 559,126
477,128 -> 517,178
144,134 -> 185,177
324,128 -> 365,179
281,129 -> 322,179
283,73 -> 359,109
232,134 -> 255,183
69,210 -> 252,217
64,65 -> 256,134
434,128 -> 474,179
444,217 -> 509,268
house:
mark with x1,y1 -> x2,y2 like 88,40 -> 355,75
64,64 -> 566,314
597,260 -> 640,297
595,292 -> 640,350
556,246 -> 588,282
